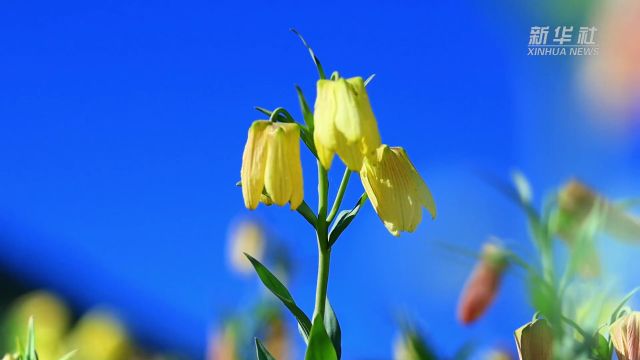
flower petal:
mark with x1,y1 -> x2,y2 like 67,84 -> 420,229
241,120 -> 270,209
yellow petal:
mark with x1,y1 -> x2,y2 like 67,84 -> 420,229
264,125 -> 292,206
334,78 -> 363,143
283,123 -> 304,209
514,320 -> 553,360
347,77 -> 381,153
241,120 -> 269,209
335,131 -> 365,171
314,80 -> 338,169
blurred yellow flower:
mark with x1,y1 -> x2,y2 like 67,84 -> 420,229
514,319 -> 553,360
457,243 -> 508,324
360,145 -> 436,236
485,350 -> 513,360
611,312 -> 640,360
227,220 -> 265,275
241,121 -> 304,210
5,291 -> 70,359
64,309 -> 131,360
314,76 -> 381,171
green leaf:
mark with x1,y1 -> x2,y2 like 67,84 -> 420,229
255,338 -> 277,360
295,85 -> 314,132
328,193 -> 367,246
58,350 -> 77,360
591,333 -> 612,360
324,299 -> 341,359
609,287 -> 640,324
245,254 -> 312,340
305,316 -> 338,360
364,74 -> 376,86
512,170 -> 532,204
26,317 -> 37,360
290,28 -> 326,80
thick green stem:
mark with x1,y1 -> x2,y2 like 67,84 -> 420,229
327,168 -> 352,224
313,161 -> 330,320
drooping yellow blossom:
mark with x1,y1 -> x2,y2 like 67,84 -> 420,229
241,121 -> 304,210
611,312 -> 640,360
360,145 -> 436,236
314,76 -> 381,171
227,220 -> 265,275
457,243 -> 508,325
514,319 -> 553,360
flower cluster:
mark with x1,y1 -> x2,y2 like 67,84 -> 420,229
241,72 -> 436,236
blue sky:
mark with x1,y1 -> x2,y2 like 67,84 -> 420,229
1,0 -> 639,358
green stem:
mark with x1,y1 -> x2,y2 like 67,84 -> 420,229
313,161 -> 330,320
327,168 -> 352,224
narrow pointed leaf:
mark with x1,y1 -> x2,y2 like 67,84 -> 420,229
324,299 -> 342,359
255,338 -> 277,360
305,316 -> 338,360
245,254 -> 312,340
26,317 -> 37,360
58,350 -> 77,360
295,85 -> 314,131
329,193 -> 367,246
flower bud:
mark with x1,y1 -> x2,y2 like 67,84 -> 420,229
457,243 -> 508,324
611,312 -> 640,360
208,323 -> 238,360
360,145 -> 436,236
241,121 -> 304,210
514,319 -> 553,360
314,76 -> 381,170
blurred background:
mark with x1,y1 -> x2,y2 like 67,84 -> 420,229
1,0 -> 639,358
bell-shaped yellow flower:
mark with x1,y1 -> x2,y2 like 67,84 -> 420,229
360,145 -> 436,236
314,77 -> 381,171
241,121 -> 304,210
514,319 -> 553,360
611,312 -> 640,360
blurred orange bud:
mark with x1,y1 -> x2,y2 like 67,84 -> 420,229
457,243 -> 508,325
265,318 -> 291,360
208,323 -> 238,360
611,312 -> 640,360
514,319 -> 553,360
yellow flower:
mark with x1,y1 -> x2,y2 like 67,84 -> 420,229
514,319 -> 553,360
227,220 -> 265,275
457,243 -> 508,325
360,145 -> 436,236
241,121 -> 304,210
64,310 -> 131,360
314,77 -> 381,171
611,312 -> 640,360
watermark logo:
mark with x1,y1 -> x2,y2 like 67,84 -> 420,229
528,26 -> 599,56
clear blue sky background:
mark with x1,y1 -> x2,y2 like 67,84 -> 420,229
1,0 -> 639,358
